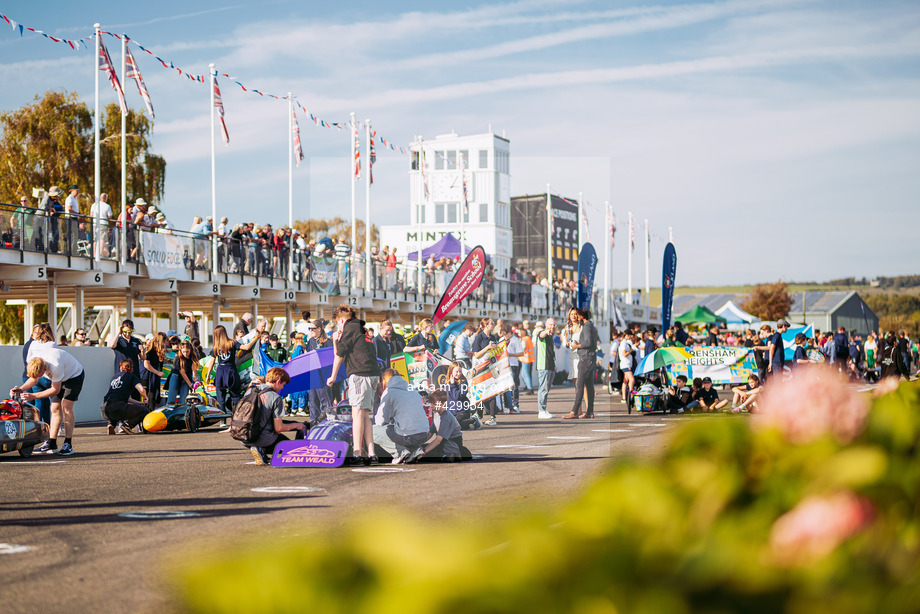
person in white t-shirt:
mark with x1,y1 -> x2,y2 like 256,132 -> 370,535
89,192 -> 113,257
501,323 -> 524,413
619,332 -> 636,401
11,325 -> 86,456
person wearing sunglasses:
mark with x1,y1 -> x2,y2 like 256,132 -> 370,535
72,329 -> 89,347
108,319 -> 142,374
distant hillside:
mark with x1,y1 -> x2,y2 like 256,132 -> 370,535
629,279 -> 920,308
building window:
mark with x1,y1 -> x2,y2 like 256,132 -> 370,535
411,151 -> 419,170
436,203 -> 445,224
446,150 -> 456,169
462,205 -> 469,223
417,203 -> 425,224
479,202 -> 488,223
495,150 -> 509,174
447,203 -> 457,223
435,151 -> 445,170
459,150 -> 469,168
479,150 -> 488,169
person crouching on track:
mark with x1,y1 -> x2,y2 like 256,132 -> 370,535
247,367 -> 308,465
420,390 -> 466,462
373,368 -> 430,464
102,360 -> 149,435
11,353 -> 85,456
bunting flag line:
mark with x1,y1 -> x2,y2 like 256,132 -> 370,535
1,13 -> 92,48
213,73 -> 229,144
1,12 -> 412,157
369,127 -> 377,184
124,41 -> 154,118
353,119 -> 361,181
292,108 -> 304,168
98,36 -> 127,115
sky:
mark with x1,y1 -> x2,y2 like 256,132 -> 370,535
1,0 -> 918,288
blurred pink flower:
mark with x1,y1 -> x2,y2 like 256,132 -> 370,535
770,491 -> 874,563
752,365 -> 870,444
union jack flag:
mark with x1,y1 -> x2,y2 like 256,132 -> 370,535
124,42 -> 154,118
213,75 -> 229,144
98,36 -> 127,115
629,214 -> 635,253
460,152 -> 469,215
353,120 -> 361,181
369,126 -> 377,184
420,146 -> 429,200
292,108 -> 304,168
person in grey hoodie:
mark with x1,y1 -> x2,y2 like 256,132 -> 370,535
373,369 -> 431,464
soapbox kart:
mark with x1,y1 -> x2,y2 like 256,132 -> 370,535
0,393 -> 51,457
142,384 -> 232,433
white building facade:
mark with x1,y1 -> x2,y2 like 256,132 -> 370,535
379,132 -> 512,277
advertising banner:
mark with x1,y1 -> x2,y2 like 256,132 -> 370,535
142,231 -> 191,280
667,347 -> 757,385
431,246 -> 486,325
310,254 -> 340,295
468,343 -> 514,403
661,242 -> 677,332
438,320 -> 468,358
577,242 -> 597,311
390,350 -> 439,390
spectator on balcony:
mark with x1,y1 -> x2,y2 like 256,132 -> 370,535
39,186 -> 64,253
89,192 -> 113,257
257,223 -> 273,276
154,212 -> 173,233
273,227 -> 287,277
334,236 -> 351,282
216,216 -> 229,271
386,247 -> 399,290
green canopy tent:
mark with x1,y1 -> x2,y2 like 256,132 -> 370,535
674,305 -> 727,326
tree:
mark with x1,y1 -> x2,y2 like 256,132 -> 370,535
292,217 -> 379,249
741,281 -> 793,321
0,91 -> 165,214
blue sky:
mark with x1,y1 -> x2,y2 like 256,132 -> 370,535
1,0 -> 918,287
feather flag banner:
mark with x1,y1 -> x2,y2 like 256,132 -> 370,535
98,36 -> 127,114
124,42 -> 154,118
292,108 -> 304,167
213,74 -> 229,144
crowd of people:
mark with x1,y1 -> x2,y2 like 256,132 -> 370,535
605,319 -> 917,415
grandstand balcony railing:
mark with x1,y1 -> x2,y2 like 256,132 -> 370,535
1,202 -> 614,320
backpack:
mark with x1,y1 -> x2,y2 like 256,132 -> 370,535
229,388 -> 267,445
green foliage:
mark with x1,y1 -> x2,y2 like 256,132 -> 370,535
865,294 -> 920,337
741,281 -> 794,321
173,382 -> 920,613
0,92 -> 165,212
0,303 -> 24,344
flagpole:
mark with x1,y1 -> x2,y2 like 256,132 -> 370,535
119,34 -> 127,266
604,201 -> 610,322
209,63 -> 218,274
627,211 -> 633,303
364,118 -> 371,294
546,184 -> 553,315
459,152 -> 466,258
644,218 -> 650,306
93,24 -> 101,265
288,93 -> 294,284
417,136 -> 424,294
578,192 -> 584,252
350,111 -> 357,290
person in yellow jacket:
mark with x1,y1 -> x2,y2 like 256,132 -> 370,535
518,324 -> 535,395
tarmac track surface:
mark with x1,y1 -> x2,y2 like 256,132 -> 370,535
0,385 -> 684,613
